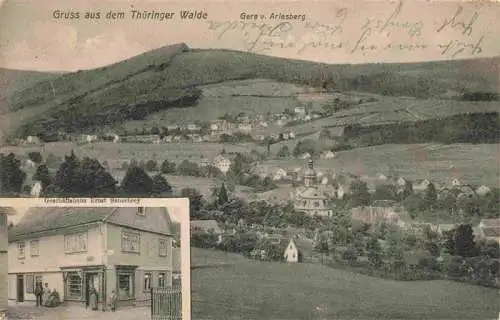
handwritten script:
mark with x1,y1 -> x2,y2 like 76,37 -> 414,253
205,1 -> 489,59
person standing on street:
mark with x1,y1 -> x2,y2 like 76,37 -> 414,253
109,290 -> 117,312
34,283 -> 43,307
42,283 -> 51,306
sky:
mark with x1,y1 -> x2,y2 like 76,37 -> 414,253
0,0 -> 499,71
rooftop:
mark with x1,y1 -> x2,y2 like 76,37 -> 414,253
9,206 -> 173,241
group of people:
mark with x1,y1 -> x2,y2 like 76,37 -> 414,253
88,287 -> 118,312
34,282 -> 117,311
33,282 -> 52,307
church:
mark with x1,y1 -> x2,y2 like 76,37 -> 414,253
290,159 -> 333,217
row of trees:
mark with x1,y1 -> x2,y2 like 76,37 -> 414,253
319,217 -> 499,286
1,151 -> 173,197
122,158 -> 222,179
343,112 -> 499,147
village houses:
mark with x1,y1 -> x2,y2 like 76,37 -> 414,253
350,202 -> 411,229
80,134 -> 99,144
211,155 -> 232,174
25,136 -> 41,145
8,207 -> 175,307
191,220 -> 223,244
30,181 -> 42,197
476,219 -> 500,244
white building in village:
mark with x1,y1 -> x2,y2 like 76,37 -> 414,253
291,160 -> 333,217
211,155 -> 232,174
30,181 -> 42,197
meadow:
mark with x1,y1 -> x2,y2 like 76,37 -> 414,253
0,141 -> 265,166
260,143 -> 500,188
190,248 -> 500,320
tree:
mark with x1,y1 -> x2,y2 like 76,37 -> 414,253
28,151 -> 43,164
79,158 -> 117,196
319,128 -> 332,140
342,247 -> 358,264
0,153 -> 26,195
444,224 -> 478,257
386,242 -> 406,275
454,224 -> 478,257
33,164 -> 52,191
161,160 -> 176,174
424,182 -> 438,209
180,188 -> 204,217
191,231 -> 219,248
216,183 -> 229,207
120,165 -> 153,196
177,160 -> 200,176
399,181 -> 413,201
276,145 -> 290,158
315,237 -> 330,258
293,139 -> 316,157
402,194 -> 427,217
366,236 -> 383,268
152,174 -> 173,196
51,151 -> 83,196
150,127 -> 160,135
144,160 -> 158,172
372,184 -> 397,202
348,180 -> 371,207
45,153 -> 61,169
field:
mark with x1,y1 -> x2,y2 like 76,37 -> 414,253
0,141 -> 265,167
122,79 -> 307,128
259,143 -> 500,188
190,248 -> 500,320
333,98 -> 500,125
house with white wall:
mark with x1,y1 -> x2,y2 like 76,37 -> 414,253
283,238 -> 314,263
8,207 -> 175,308
211,155 -> 231,174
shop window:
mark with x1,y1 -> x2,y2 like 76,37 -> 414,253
117,272 -> 134,299
66,272 -> 83,298
144,272 -> 152,291
158,273 -> 166,288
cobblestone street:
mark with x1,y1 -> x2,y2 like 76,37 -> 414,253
6,301 -> 151,320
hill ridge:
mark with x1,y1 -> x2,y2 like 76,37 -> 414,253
0,44 -> 498,140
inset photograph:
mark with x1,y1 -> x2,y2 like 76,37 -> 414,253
0,198 -> 189,320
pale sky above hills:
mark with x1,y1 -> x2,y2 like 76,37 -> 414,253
0,0 -> 499,71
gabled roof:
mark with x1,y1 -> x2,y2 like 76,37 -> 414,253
287,238 -> 314,256
190,220 -> 222,234
9,206 -> 173,241
0,207 -> 17,216
483,227 -> 500,238
480,219 -> 500,229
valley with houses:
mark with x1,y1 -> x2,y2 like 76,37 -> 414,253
0,43 -> 499,319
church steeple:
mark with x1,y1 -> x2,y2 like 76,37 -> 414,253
304,159 -> 317,187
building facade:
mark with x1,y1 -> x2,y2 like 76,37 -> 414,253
291,160 -> 333,217
8,207 -> 174,308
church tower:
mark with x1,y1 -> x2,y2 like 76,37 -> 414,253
304,159 -> 317,187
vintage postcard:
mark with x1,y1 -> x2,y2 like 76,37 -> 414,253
0,0 -> 499,319
0,198 -> 190,320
